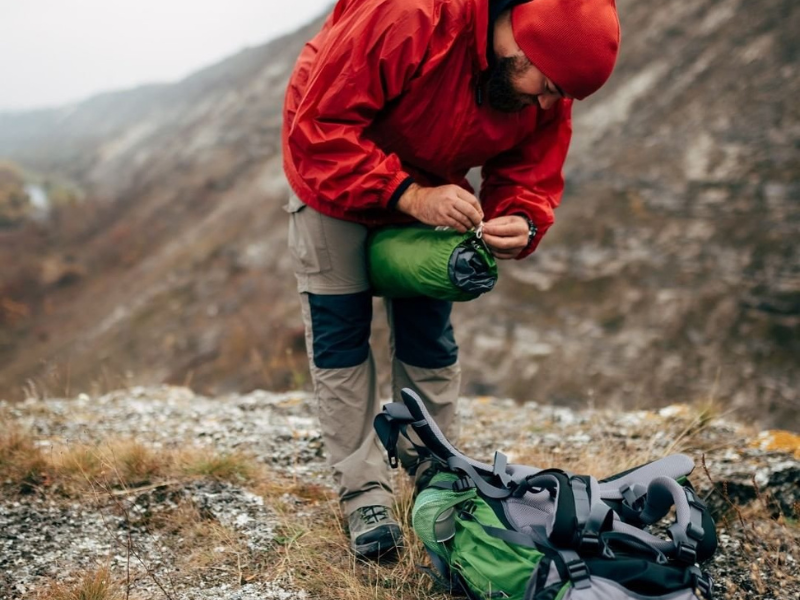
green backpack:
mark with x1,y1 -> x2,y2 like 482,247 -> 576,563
367,226 -> 497,301
375,389 -> 718,600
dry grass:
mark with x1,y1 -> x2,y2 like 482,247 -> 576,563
701,456 -> 800,596
0,427 -> 259,495
177,448 -> 257,482
34,565 -> 126,600
257,473 -> 449,600
0,427 -> 51,492
154,501 -> 264,585
6,401 -> 799,600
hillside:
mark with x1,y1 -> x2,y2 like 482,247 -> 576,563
0,0 -> 798,428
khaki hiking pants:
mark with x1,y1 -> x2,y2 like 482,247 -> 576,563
284,194 -> 460,515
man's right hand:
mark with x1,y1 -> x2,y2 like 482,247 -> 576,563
396,183 -> 483,233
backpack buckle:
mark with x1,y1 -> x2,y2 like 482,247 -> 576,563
565,558 -> 591,589
620,483 -> 647,511
579,531 -> 601,553
694,572 -> 714,599
452,476 -> 476,493
675,541 -> 698,564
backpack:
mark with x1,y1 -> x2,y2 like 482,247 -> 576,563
374,388 -> 718,600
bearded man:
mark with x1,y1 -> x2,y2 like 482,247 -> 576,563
282,0 -> 620,558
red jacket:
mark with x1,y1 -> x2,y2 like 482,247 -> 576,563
282,0 -> 573,257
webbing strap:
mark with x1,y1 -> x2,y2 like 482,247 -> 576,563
580,501 -> 614,553
600,531 -> 669,565
688,566 -> 715,600
668,485 -> 707,564
421,547 -> 466,595
620,483 -> 648,513
373,403 -> 422,468
493,451 -> 512,487
571,477 -> 592,528
447,455 -> 512,499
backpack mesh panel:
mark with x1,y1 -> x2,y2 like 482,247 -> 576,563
504,493 -> 556,534
412,473 -> 477,555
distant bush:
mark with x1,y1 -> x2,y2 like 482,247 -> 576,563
0,160 -> 31,227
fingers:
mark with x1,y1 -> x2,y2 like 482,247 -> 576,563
482,215 -> 529,258
482,215 -> 528,237
405,185 -> 483,231
445,209 -> 470,232
453,188 -> 484,227
482,233 -> 526,251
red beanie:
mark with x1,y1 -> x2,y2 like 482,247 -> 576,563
511,0 -> 621,100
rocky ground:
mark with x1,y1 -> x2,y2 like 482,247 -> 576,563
1,386 -> 798,599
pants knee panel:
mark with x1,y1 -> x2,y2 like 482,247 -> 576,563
308,292 -> 373,369
391,296 -> 458,368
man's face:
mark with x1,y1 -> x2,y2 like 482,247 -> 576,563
486,54 -> 565,113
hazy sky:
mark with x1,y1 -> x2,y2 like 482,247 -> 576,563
0,0 -> 334,112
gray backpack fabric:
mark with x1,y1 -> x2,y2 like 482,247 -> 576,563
374,388 -> 717,600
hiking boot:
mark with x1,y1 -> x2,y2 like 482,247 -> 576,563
347,505 -> 403,558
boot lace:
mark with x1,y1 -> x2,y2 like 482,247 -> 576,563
361,506 -> 389,525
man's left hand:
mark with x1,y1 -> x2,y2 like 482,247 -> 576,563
481,216 -> 529,260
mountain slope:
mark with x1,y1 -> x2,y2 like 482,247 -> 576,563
0,0 -> 797,428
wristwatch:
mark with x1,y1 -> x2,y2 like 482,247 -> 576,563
516,213 -> 538,249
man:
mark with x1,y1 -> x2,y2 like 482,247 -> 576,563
282,0 -> 620,558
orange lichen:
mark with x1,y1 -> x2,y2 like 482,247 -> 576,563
752,430 -> 800,459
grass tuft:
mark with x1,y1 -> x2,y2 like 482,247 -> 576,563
178,449 -> 256,482
107,440 -> 163,486
35,565 -> 123,600
0,427 -> 51,492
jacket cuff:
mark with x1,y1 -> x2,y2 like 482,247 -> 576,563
387,175 -> 416,211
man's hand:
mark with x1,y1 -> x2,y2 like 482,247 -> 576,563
396,183 -> 483,233
482,215 -> 529,260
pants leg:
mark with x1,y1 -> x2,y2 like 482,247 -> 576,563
386,296 -> 461,471
286,195 -> 392,514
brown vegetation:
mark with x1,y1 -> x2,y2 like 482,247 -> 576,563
3,396 -> 797,599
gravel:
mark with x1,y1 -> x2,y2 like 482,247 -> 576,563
2,386 -> 798,599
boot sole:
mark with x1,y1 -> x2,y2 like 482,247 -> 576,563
353,526 -> 403,558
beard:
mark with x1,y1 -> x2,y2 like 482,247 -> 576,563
486,55 -> 532,113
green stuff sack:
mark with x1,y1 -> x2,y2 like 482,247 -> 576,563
367,226 -> 498,301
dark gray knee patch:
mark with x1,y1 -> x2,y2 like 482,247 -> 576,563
308,292 -> 372,369
391,297 -> 458,369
